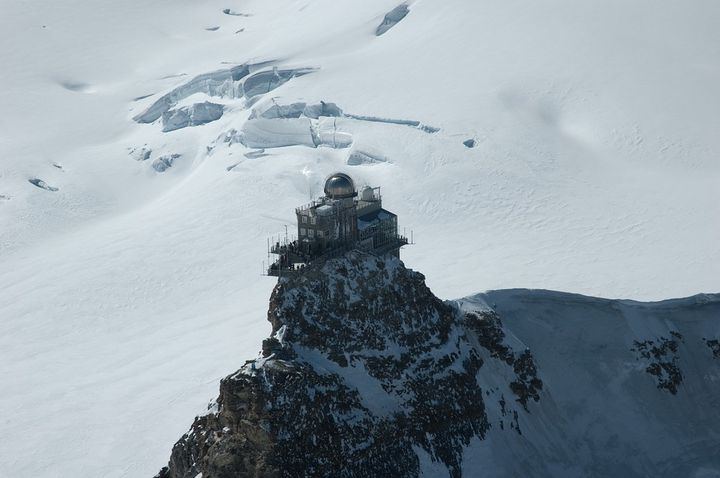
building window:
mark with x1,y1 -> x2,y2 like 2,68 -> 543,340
308,229 -> 315,238
302,216 -> 308,223
300,228 -> 306,236
316,230 -> 323,238
310,217 -> 316,225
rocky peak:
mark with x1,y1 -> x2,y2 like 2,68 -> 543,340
156,251 -> 541,478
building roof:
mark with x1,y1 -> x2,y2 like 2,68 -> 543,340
357,208 -> 396,230
315,204 -> 334,215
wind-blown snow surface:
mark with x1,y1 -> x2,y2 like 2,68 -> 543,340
460,290 -> 720,477
0,0 -> 718,476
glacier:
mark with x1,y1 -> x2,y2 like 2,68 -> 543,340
0,0 -> 718,476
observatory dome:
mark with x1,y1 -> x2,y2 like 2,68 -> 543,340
324,173 -> 357,199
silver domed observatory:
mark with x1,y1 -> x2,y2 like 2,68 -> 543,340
324,173 -> 357,199
266,172 -> 410,276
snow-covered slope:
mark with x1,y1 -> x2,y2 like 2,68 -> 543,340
461,289 -> 720,477
0,0 -> 718,476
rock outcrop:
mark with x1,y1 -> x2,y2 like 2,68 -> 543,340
155,251 -> 540,478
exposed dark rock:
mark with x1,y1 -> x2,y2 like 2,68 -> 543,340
464,310 -> 543,409
463,139 -> 476,148
261,337 -> 281,358
158,252 -> 545,478
631,334 -> 684,394
509,349 -> 543,410
704,338 -> 720,359
465,311 -> 514,364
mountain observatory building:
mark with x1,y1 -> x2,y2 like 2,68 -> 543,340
267,173 -> 409,276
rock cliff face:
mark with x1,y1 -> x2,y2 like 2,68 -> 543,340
156,252 -> 720,478
155,251 -> 541,478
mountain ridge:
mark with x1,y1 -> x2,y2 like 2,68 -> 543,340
156,251 -> 720,477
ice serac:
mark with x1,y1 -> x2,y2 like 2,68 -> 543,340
376,3 -> 410,36
133,65 -> 252,124
242,68 -> 316,100
155,253 -> 720,478
162,102 -> 224,132
238,117 -> 352,149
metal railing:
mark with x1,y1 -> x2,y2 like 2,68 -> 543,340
265,234 -> 409,277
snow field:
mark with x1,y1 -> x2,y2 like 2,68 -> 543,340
0,0 -> 718,476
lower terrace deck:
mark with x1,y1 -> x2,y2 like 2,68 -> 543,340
266,235 -> 409,277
